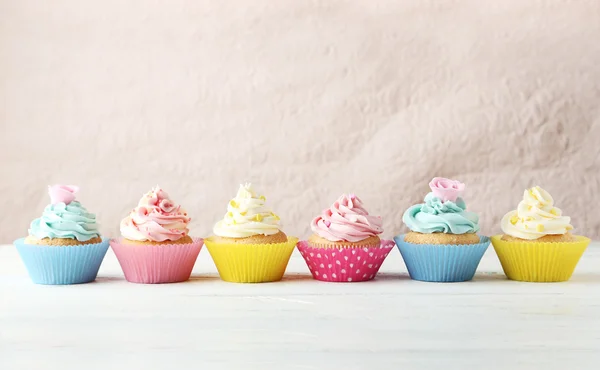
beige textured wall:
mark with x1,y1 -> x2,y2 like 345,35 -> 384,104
1,0 -> 600,243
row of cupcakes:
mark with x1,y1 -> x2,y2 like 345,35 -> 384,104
13,178 -> 590,285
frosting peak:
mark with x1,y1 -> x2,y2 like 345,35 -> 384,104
311,194 -> 383,242
29,185 -> 100,241
213,183 -> 282,238
120,186 -> 190,242
403,178 -> 479,234
501,186 -> 573,240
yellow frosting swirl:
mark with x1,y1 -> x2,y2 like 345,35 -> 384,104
501,186 -> 573,240
213,183 -> 282,238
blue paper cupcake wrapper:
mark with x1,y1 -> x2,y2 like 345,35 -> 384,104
14,238 -> 110,285
393,235 -> 490,282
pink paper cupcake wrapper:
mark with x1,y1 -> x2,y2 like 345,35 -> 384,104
110,237 -> 203,284
296,240 -> 395,282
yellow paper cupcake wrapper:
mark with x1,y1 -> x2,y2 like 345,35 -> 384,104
491,235 -> 590,282
204,237 -> 298,283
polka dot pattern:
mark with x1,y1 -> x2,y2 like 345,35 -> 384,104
297,240 -> 395,282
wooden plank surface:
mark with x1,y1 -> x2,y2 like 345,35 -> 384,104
1,242 -> 599,370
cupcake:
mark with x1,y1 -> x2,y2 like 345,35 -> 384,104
109,186 -> 203,284
491,186 -> 590,282
393,177 -> 490,282
297,194 -> 395,282
13,185 -> 109,285
204,183 -> 297,283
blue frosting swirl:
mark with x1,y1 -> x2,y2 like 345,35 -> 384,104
403,192 -> 479,234
28,201 -> 100,241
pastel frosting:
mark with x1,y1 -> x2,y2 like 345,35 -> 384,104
501,186 -> 573,240
29,185 -> 100,242
403,178 -> 479,234
213,183 -> 282,238
311,194 -> 383,242
120,186 -> 191,242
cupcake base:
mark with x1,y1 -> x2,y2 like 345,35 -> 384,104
297,239 -> 395,282
307,234 -> 381,248
24,236 -> 103,246
210,231 -> 288,245
14,238 -> 110,285
491,235 -> 590,282
120,235 -> 194,245
204,236 -> 297,283
404,232 -> 480,245
500,233 -> 576,243
394,235 -> 490,282
110,237 -> 203,284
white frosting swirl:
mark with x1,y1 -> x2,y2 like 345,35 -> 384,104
213,183 -> 282,238
501,186 -> 573,240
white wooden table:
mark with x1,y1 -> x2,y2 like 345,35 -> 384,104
1,242 -> 599,370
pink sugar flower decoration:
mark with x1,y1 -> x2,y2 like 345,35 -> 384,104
155,187 -> 169,201
159,199 -> 175,213
48,185 -> 79,205
428,177 -> 465,203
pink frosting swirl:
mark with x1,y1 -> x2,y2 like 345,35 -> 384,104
120,186 -> 191,242
311,194 -> 383,242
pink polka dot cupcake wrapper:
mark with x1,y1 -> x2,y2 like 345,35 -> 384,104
296,240 -> 395,282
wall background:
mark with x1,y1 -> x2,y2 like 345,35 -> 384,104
1,0 -> 600,243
